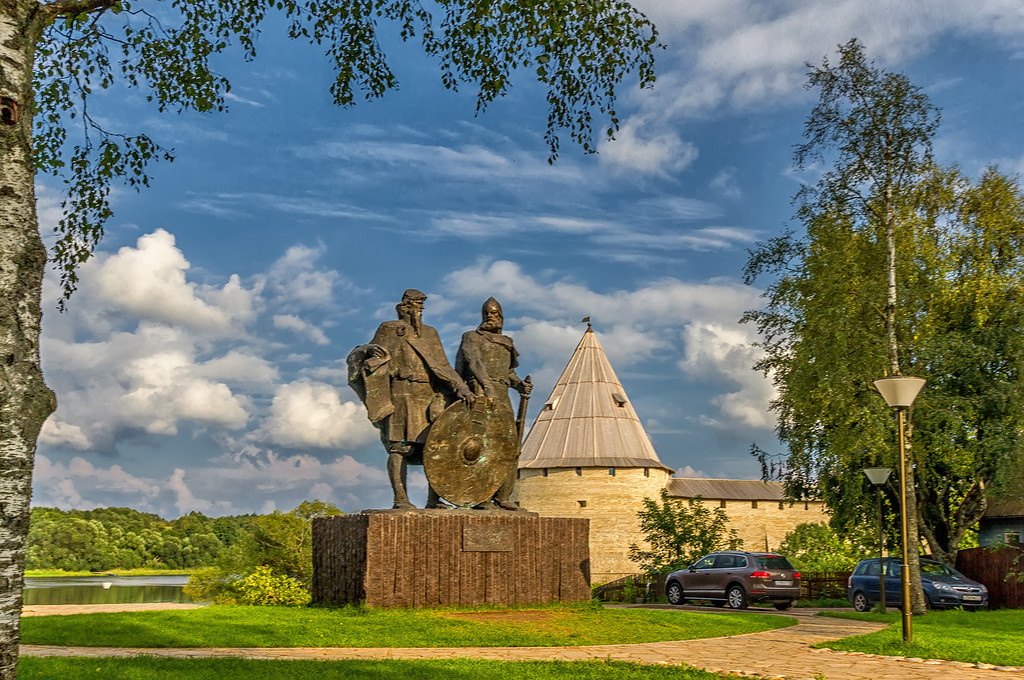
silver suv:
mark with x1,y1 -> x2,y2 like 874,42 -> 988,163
665,551 -> 802,610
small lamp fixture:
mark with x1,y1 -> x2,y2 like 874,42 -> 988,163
864,467 -> 892,486
873,376 -> 926,408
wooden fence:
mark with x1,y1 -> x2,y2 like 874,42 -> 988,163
592,572 -> 667,602
956,545 -> 1024,609
800,571 -> 851,601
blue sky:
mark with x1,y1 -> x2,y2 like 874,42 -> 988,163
32,0 -> 1024,517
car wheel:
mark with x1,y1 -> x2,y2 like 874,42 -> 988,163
666,581 -> 684,606
727,584 -> 749,609
773,601 -> 794,611
852,591 -> 870,613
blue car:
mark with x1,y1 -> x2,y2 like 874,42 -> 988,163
847,557 -> 988,611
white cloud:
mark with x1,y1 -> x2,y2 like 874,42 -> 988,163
267,244 -> 339,309
168,468 -> 213,515
273,314 -> 330,345
441,261 -> 776,431
33,455 -> 162,510
613,0 -> 1024,175
88,229 -> 249,332
38,419 -> 93,450
42,324 -> 253,446
256,381 -> 378,450
679,322 -> 777,430
32,451 -> 392,517
598,120 -> 699,175
710,168 -> 743,199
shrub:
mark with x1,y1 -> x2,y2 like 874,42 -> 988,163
237,566 -> 311,606
183,567 -> 242,605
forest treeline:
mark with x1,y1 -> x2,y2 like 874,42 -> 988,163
27,506 -> 260,572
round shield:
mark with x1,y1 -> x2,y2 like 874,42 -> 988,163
422,397 -> 518,507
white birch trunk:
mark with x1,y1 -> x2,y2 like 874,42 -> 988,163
0,3 -> 56,679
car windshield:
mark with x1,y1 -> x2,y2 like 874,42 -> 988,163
920,561 -> 964,581
756,555 -> 794,570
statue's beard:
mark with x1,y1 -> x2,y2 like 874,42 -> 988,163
480,318 -> 502,333
409,312 -> 422,334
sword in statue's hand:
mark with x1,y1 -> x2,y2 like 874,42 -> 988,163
516,376 -> 532,448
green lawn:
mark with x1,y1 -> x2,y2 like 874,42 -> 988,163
816,608 -> 1024,666
20,603 -> 793,648
18,658 -> 742,680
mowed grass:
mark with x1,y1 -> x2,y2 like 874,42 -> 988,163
18,657 -> 742,680
20,603 -> 793,648
816,608 -> 1024,666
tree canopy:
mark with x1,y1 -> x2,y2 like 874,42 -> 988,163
743,41 -> 1024,598
628,489 -> 740,576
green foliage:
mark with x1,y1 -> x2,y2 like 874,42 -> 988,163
182,567 -> 242,605
628,489 -> 741,576
25,506 -> 232,571
185,500 -> 341,605
32,0 -> 660,301
20,603 -> 792,649
18,657 -> 751,680
776,523 -> 867,572
237,566 -> 312,606
743,40 -> 1024,565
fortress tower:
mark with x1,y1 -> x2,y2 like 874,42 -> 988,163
511,325 -> 673,582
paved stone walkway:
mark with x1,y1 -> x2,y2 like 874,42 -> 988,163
19,604 -> 1024,679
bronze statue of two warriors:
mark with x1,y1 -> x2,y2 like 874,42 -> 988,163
347,290 -> 532,510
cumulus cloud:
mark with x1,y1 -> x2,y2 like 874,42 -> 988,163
42,324 -> 254,447
89,229 -> 250,332
598,120 -> 699,176
679,322 -> 778,430
32,451 -> 393,517
37,229 -> 329,455
267,243 -> 340,309
440,261 -> 775,432
256,381 -> 378,450
34,455 -> 162,510
273,314 -> 330,345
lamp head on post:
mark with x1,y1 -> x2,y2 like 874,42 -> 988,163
874,376 -> 926,409
864,467 -> 892,486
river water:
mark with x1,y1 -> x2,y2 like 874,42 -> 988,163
23,575 -> 192,606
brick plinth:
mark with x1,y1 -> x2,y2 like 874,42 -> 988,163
312,512 -> 590,608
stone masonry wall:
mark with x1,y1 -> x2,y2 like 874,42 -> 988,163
513,468 -> 828,583
513,467 -> 671,583
716,498 -> 828,552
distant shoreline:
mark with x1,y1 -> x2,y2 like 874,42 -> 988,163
25,569 -> 196,578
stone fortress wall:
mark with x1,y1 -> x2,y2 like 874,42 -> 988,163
514,466 -> 673,580
515,467 -> 828,583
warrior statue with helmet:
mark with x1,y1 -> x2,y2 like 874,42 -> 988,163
347,290 -> 530,511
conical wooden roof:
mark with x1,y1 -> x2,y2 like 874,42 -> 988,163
518,326 -> 673,472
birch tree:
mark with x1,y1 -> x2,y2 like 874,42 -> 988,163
745,38 -> 940,614
0,2 -> 659,677
744,40 -> 1024,614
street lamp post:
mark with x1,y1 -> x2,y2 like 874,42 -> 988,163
874,376 -> 925,644
864,466 -> 892,611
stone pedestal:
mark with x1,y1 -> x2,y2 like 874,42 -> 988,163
312,511 -> 590,608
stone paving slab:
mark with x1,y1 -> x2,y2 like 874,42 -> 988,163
19,603 -> 1024,679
